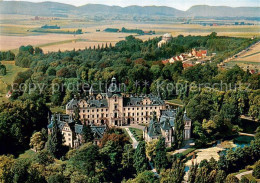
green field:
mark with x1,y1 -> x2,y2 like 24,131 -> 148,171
0,61 -> 28,103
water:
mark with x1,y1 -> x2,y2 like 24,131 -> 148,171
219,135 -> 254,156
185,166 -> 190,172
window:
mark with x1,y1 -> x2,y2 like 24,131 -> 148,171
69,138 -> 71,141
128,108 -> 130,110
137,113 -> 139,116
132,113 -> 134,116
87,110 -> 89,112
92,110 -> 94,112
106,109 -> 108,111
88,115 -> 89,118
150,107 -> 152,109
115,105 -> 118,109
106,114 -> 108,117
155,107 -> 157,109
97,114 -> 99,118
128,112 -> 130,116
83,110 -> 85,113
92,115 -> 94,118
101,109 -> 103,112
97,109 -> 99,112
132,108 -> 134,110
68,133 -> 71,136
137,108 -> 139,110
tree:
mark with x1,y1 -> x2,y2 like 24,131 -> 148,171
174,109 -> 184,148
128,171 -> 157,183
30,131 -> 46,152
146,139 -> 158,161
188,163 -> 198,183
121,144 -> 136,179
12,159 -> 30,183
82,122 -> 94,143
46,116 -> 64,158
69,144 -> 99,177
74,106 -> 81,124
225,174 -> 239,183
253,161 -> 260,179
0,64 -> 6,76
33,150 -> 54,166
154,137 -> 168,171
166,159 -> 185,183
133,141 -> 149,173
240,176 -> 249,183
48,174 -> 68,183
0,155 -> 15,183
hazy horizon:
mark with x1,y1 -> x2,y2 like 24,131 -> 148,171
2,0 -> 259,10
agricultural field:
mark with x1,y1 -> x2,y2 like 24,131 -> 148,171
0,14 -> 260,53
226,42 -> 260,70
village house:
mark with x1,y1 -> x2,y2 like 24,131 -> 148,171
143,109 -> 191,147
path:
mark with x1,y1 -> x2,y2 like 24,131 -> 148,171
172,140 -> 194,155
125,128 -> 139,149
239,132 -> 255,137
235,170 -> 253,180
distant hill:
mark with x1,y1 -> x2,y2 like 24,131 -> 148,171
0,1 -> 259,17
187,5 -> 260,17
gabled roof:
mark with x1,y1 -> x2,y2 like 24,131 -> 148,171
87,99 -> 108,108
75,124 -> 107,139
66,98 -> 78,110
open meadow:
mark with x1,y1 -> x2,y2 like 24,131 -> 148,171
0,61 -> 28,103
0,14 -> 260,53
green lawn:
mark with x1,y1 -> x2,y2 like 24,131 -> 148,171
0,61 -> 28,102
18,149 -> 36,159
167,99 -> 184,106
129,128 -> 143,141
181,147 -> 196,156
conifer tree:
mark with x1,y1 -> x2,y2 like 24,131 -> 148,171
133,141 -> 149,173
47,116 -> 64,158
154,137 -> 168,172
82,122 -> 94,143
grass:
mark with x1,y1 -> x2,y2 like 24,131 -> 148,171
0,61 -> 28,85
166,99 -> 184,106
0,61 -> 28,102
129,127 -> 143,141
46,103 -> 66,114
18,149 -> 36,159
181,147 -> 196,156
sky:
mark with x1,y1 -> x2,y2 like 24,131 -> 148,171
2,0 -> 260,10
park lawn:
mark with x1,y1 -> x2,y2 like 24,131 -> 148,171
181,147 -> 196,156
129,128 -> 143,141
167,99 -> 184,106
0,61 -> 28,102
18,149 -> 36,159
0,61 -> 28,85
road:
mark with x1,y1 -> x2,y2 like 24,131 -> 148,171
125,127 -> 139,149
235,170 -> 253,180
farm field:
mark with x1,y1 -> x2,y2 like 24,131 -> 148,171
0,14 -> 260,53
226,42 -> 260,70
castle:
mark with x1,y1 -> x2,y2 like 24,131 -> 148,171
66,77 -> 166,126
48,77 -> 191,148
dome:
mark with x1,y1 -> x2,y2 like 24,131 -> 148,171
163,33 -> 172,38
